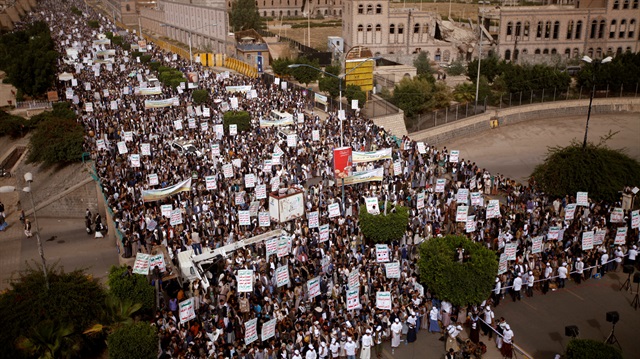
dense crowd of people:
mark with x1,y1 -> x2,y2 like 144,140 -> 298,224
14,1 -> 640,358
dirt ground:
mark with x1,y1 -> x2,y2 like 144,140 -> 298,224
266,1 -> 480,51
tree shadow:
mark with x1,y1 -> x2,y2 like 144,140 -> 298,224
586,318 -> 604,339
548,331 -> 565,353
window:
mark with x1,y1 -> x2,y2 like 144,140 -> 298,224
389,23 -> 395,34
607,47 -> 613,55
575,20 -> 582,39
507,21 -> 513,36
524,21 -> 530,37
398,24 -> 404,34
590,19 -> 597,38
545,21 -> 551,39
358,4 -> 363,14
551,48 -> 557,54
543,48 -> 549,54
634,0 -> 639,9
376,4 -> 382,14
414,23 -> 420,33
616,47 -> 623,55
366,5 -> 373,14
629,19 -> 636,38
536,21 -> 543,38
514,49 -> 519,60
515,21 -> 521,37
553,21 -> 559,39
125,4 -> 130,11
564,48 -> 571,58
567,20 -> 574,39
620,19 -> 626,38
598,20 -> 606,38
423,23 -> 429,33
596,48 -> 602,58
358,24 -> 363,32
587,47 -> 593,57
613,0 -> 619,8
367,24 -> 372,32
535,48 -> 541,54
375,24 -> 381,32
610,19 -> 617,38
505,49 -> 512,60
573,48 -> 579,58
623,0 -> 629,8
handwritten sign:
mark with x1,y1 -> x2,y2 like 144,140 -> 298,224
548,226 -> 560,240
149,253 -> 166,272
505,242 -> 517,261
223,164 -> 233,178
238,210 -> 250,226
565,204 -> 577,221
610,208 -> 624,223
385,262 -> 401,279
308,211 -> 319,229
456,188 -> 469,203
348,268 -> 360,290
486,200 -> 501,219
435,179 -> 446,193
261,318 -> 276,342
376,244 -> 389,262
141,143 -> 151,156
259,211 -> 270,227
244,318 -> 258,345
205,176 -> 216,190
594,229 -> 606,245
532,236 -> 543,254
179,298 -> 196,323
237,269 -> 253,293
615,227 -> 627,245
328,203 -> 340,218
244,174 -> 256,188
471,192 -> 484,206
466,215 -> 476,233
170,209 -> 182,226
319,224 -> 329,242
307,277 -> 321,299
148,173 -> 159,186
347,288 -> 360,310
576,192 -> 589,206
449,150 -> 460,163
582,231 -> 594,250
376,291 -> 392,310
277,236 -> 290,258
161,204 -> 172,218
456,205 -> 468,222
132,253 -> 150,275
498,253 -> 508,275
265,238 -> 277,256
256,184 -> 267,199
276,265 -> 290,287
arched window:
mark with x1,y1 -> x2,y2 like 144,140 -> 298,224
564,48 -> 571,58
505,49 -> 511,60
389,23 -> 395,34
515,21 -> 522,37
567,20 -> 574,39
423,23 -> 429,33
398,23 -> 404,34
629,19 -> 636,38
414,23 -> 420,33
598,20 -> 606,38
507,21 -> 513,36
587,47 -> 594,57
358,4 -> 363,14
551,48 -> 557,54
623,0 -> 630,8
634,0 -> 639,8
358,24 -> 363,32
619,19 -> 626,38
613,0 -> 620,8
535,48 -> 541,54
590,19 -> 597,38
376,4 -> 382,14
514,49 -> 519,60
545,21 -> 551,38
536,21 -> 543,38
553,21 -> 559,39
616,47 -> 623,55
366,5 -> 373,14
287,10 -> 291,15
543,48 -> 549,54
575,20 -> 582,39
607,47 -> 613,55
610,19 -> 617,38
596,48 -> 602,58
524,21 -> 530,37
126,4 -> 130,11
573,48 -> 579,58
375,24 -> 382,43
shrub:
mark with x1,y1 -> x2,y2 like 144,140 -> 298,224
131,50 -> 143,59
157,66 -> 187,89
87,20 -> 99,29
0,110 -> 27,138
0,266 -> 107,359
223,110 -> 251,133
192,89 -> 209,104
27,114 -> 84,166
447,60 -> 466,76
565,339 -> 623,359
418,235 -> 498,306
140,54 -> 152,63
70,6 -> 82,16
358,202 -> 409,243
111,36 -> 123,47
148,61 -> 160,72
105,31 -> 114,40
107,265 -> 155,313
107,322 -> 158,359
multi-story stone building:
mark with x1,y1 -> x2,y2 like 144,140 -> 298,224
487,0 -> 639,63
228,0 -> 343,18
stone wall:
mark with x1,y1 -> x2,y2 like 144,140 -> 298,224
371,111 -> 408,137
20,178 -> 100,219
410,98 -> 640,146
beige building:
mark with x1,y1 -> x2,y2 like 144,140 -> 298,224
488,0 -> 639,63
103,0 -> 142,27
342,0 -> 474,64
226,0 -> 343,18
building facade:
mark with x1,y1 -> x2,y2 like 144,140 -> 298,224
226,0 -> 343,19
489,0 -> 639,63
342,0 -> 473,63
102,0 -> 140,27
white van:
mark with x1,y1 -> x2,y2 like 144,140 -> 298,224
270,110 -> 294,123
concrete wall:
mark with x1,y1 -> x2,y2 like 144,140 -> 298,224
20,178 -> 100,219
371,111 -> 408,137
410,97 -> 640,146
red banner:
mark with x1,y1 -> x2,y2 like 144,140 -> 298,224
333,147 -> 353,179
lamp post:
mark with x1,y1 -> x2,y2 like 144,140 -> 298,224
581,55 -> 612,150
288,57 -> 379,211
0,172 -> 49,290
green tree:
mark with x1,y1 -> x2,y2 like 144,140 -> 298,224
467,54 -> 502,84
414,51 -> 435,82
107,322 -> 158,359
344,84 -> 366,109
391,77 -> 434,117
230,0 -> 263,31
431,81 -> 453,109
318,64 -> 342,98
27,109 -> 84,166
453,82 -> 476,103
191,89 -> 209,104
107,266 -> 155,314
359,203 -> 409,243
84,296 -> 143,339
531,139 -> 640,202
446,60 -> 466,76
291,57 -> 321,86
223,110 -> 252,132
565,339 -> 623,359
271,58 -> 293,77
0,266 -> 107,359
418,235 -> 498,306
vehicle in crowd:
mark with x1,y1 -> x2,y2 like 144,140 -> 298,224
168,137 -> 203,157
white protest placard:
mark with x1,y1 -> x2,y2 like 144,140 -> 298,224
376,291 -> 392,310
132,253 -> 150,275
312,130 -> 320,142
141,143 -> 151,156
565,204 -> 577,221
346,288 -> 360,310
230,97 -> 238,109
548,226 -> 560,240
449,150 -> 460,163
271,153 -> 282,166
393,161 -> 402,176
465,215 -> 476,233
582,231 -> 594,250
274,77 -> 280,85
161,204 -> 172,218
385,262 -> 401,279
244,318 -> 258,345
308,211 -> 319,229
351,99 -> 358,109
277,236 -> 289,258
456,205 -> 468,222
256,184 -> 267,199
328,203 -> 340,218
576,192 -> 589,206
365,197 -> 380,215
615,227 -> 627,245
210,143 -> 220,157
170,209 -> 183,226
376,244 -> 389,262
505,242 -> 517,261
287,134 -> 297,148
215,124 -> 224,138
281,81 -> 287,90
235,192 -> 245,206
116,141 -> 128,154
469,178 -> 477,191
188,118 -> 196,129
85,102 -> 94,112
124,131 -> 133,142
610,208 -> 624,223
321,256 -> 331,273
261,318 -> 277,342
307,277 -> 321,299
149,253 -> 166,272
594,229 -> 606,245
201,121 -> 209,132
276,265 -> 290,287
416,192 -> 425,210
435,178 -> 446,193
96,139 -> 106,151
205,176 -> 216,190
237,269 -> 253,293
265,238 -> 278,256
498,253 -> 508,275
238,210 -> 250,226
179,298 -> 196,323
241,174 -> 255,188
263,159 -> 273,173
202,107 -> 210,118
230,124 -> 237,136
471,192 -> 484,207
148,173 -> 159,186
532,236 -> 543,254
348,268 -> 360,290
319,224 -> 329,242
130,154 -> 140,167
173,120 -> 183,130
110,100 -> 117,110
456,188 -> 469,204
223,163 -> 233,178
486,200 -> 501,219
632,210 -> 640,229
417,142 -> 426,154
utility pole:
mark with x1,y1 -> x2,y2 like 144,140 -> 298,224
474,11 -> 484,112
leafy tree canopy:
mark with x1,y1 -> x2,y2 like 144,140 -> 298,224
414,51 -> 435,83
291,57 -> 321,86
344,84 -> 366,109
107,322 -> 158,359
271,58 -> 293,77
223,110 -> 252,132
418,235 -> 498,306
107,265 -> 155,314
230,0 -> 263,31
27,103 -> 84,166
318,64 -> 342,98
391,77 -> 434,117
565,339 -> 623,359
531,138 -> 640,202
359,202 -> 409,243
576,51 -> 640,90
191,89 -> 209,105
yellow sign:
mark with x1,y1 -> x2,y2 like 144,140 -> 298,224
345,59 -> 374,92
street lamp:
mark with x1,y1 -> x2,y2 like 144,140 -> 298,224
580,55 -> 612,150
288,57 -> 379,211
0,172 -> 49,290
161,23 -> 219,66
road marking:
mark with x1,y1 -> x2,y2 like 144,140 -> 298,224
565,288 -> 584,301
522,300 -> 537,310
